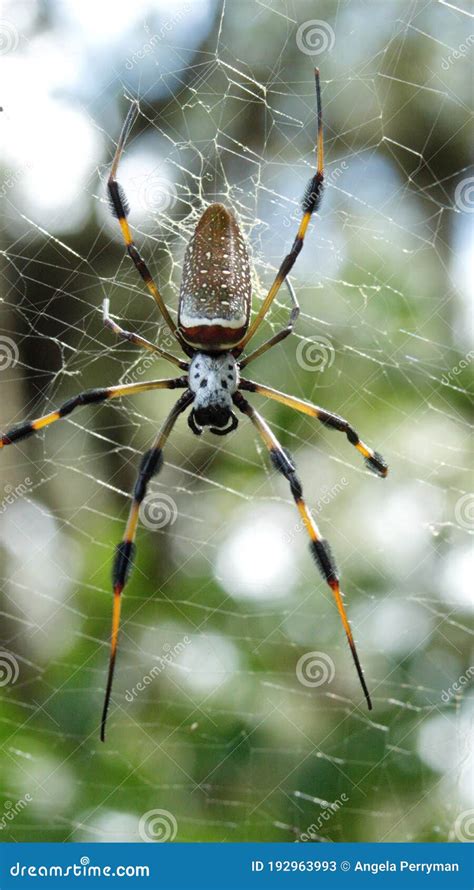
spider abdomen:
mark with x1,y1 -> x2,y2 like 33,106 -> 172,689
178,203 -> 251,350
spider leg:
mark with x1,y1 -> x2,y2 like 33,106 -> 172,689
233,391 -> 372,711
103,298 -> 188,371
239,379 -> 388,478
239,279 -> 300,369
108,101 -> 191,355
0,377 -> 188,449
100,389 -> 193,741
235,70 -> 324,353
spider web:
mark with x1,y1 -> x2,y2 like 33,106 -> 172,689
0,0 -> 472,845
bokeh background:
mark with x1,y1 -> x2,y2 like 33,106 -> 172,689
0,0 -> 472,844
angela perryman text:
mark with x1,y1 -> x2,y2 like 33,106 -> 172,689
354,860 -> 460,875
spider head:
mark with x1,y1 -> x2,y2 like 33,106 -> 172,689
188,352 -> 239,436
188,404 -> 239,436
194,405 -> 230,428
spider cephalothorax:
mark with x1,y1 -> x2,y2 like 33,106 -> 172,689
188,352 -> 240,435
0,71 -> 389,742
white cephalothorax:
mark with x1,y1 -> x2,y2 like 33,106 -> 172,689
189,352 -> 239,408
188,352 -> 240,432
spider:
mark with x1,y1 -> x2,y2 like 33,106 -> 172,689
1,71 -> 388,741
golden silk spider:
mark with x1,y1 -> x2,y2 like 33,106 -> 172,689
0,71 -> 388,740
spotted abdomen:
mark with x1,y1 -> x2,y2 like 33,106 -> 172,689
178,203 -> 251,350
